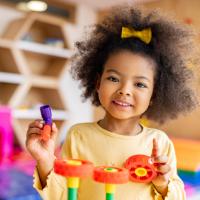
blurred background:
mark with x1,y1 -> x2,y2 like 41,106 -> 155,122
0,0 -> 200,199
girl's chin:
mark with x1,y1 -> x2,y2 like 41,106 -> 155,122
104,109 -> 142,121
107,112 -> 134,120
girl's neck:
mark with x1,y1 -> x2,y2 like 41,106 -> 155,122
98,115 -> 142,136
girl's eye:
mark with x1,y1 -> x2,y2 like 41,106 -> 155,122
107,76 -> 119,82
135,82 -> 147,88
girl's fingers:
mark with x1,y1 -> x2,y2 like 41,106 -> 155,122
151,138 -> 158,158
153,155 -> 168,165
27,132 -> 41,140
27,121 -> 58,141
150,139 -> 171,177
27,127 -> 42,136
29,120 -> 44,129
155,164 -> 171,175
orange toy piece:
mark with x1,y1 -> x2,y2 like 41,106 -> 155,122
124,155 -> 157,183
94,166 -> 129,200
54,159 -> 94,200
54,158 -> 94,177
93,166 -> 129,184
40,124 -> 51,141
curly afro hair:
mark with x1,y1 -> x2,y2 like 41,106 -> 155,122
71,6 -> 199,123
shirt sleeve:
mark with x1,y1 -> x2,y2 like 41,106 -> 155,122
152,139 -> 186,200
33,168 -> 66,199
33,126 -> 76,200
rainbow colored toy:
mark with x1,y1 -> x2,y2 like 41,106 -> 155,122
40,105 -> 52,141
54,158 -> 94,200
93,166 -> 129,200
124,154 -> 157,183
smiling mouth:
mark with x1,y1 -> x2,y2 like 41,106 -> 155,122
112,100 -> 133,107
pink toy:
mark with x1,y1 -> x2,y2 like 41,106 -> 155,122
0,106 -> 13,163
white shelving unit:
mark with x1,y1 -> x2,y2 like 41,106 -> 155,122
0,12 -> 72,148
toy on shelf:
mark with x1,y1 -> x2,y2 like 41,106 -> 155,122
0,106 -> 13,163
93,166 -> 129,200
124,154 -> 157,183
54,158 -> 94,200
40,105 -> 52,141
44,38 -> 65,48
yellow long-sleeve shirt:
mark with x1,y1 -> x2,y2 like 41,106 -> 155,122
33,122 -> 186,200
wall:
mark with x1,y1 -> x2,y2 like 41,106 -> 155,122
141,0 -> 200,139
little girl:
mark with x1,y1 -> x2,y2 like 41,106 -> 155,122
26,6 -> 198,200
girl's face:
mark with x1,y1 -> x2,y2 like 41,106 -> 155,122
97,50 -> 156,121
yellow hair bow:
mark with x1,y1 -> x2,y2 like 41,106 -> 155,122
121,27 -> 152,44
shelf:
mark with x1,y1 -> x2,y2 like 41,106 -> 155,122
2,13 -> 70,48
17,41 -> 73,58
0,46 -> 20,73
23,19 -> 68,47
20,49 -> 69,77
30,75 -> 58,88
18,86 -> 66,110
13,109 -> 69,120
0,12 -> 70,149
0,72 -> 25,84
0,38 -> 13,48
0,82 -> 20,105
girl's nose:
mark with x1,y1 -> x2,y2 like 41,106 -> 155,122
117,86 -> 132,96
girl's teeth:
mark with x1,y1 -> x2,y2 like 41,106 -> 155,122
114,101 -> 131,106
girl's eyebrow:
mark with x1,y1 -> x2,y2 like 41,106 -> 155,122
106,69 -> 121,75
105,68 -> 151,82
135,76 -> 151,82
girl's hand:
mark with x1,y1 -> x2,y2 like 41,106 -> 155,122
151,139 -> 171,196
26,120 -> 58,164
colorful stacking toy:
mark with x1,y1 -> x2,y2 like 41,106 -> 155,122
93,166 -> 129,200
40,105 -> 52,141
124,155 -> 157,183
54,158 -> 94,200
